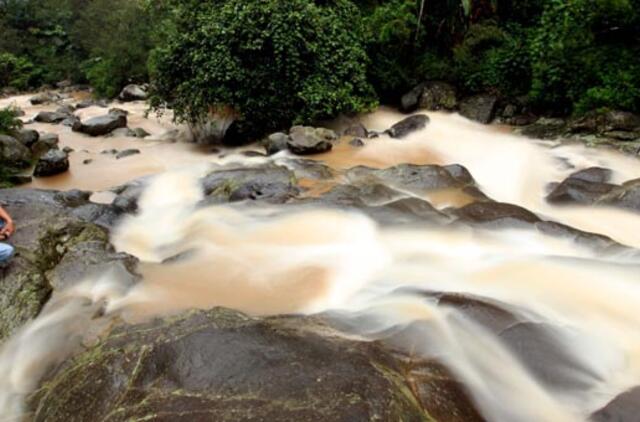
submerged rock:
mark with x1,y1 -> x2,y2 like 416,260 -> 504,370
33,150 -> 69,177
454,201 -> 541,227
34,111 -> 69,124
115,149 -> 140,159
387,115 -> 429,139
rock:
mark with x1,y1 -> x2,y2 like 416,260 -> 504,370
61,115 -> 81,130
547,177 -> 616,205
454,201 -> 541,227
0,135 -> 32,168
202,164 -> 299,204
108,107 -> 129,117
386,115 -> 429,139
82,159 -> 92,165
75,99 -> 108,109
132,127 -> 150,138
604,110 -> 640,132
287,126 -> 335,155
118,84 -> 147,102
592,386 -> 640,422
55,105 -> 75,115
535,221 -> 623,252
27,307 -> 443,422
400,83 -> 424,113
347,164 -> 466,192
349,138 -> 365,147
262,132 -> 290,155
599,178 -> 640,213
459,95 -> 498,124
62,146 -> 74,154
501,104 -> 518,118
0,188 -> 134,340
74,113 -> 127,137
603,130 -> 639,141
108,127 -> 136,137
29,92 -> 59,105
418,81 -> 458,111
280,159 -> 335,180
31,134 -> 60,157
115,149 -> 140,159
342,123 -> 369,138
33,150 -> 69,177
521,117 -> 567,139
567,167 -> 612,184
13,129 -> 39,148
33,111 -> 68,124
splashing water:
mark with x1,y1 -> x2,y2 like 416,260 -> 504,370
1,106 -> 640,421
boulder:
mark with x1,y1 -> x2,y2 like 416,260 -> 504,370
75,99 -> 108,109
454,201 -> 541,228
592,386 -> 640,422
566,167 -> 612,184
349,138 -> 365,147
347,164 -> 465,192
33,111 -> 69,124
74,113 -> 127,137
118,84 -> 148,102
13,129 -> 39,148
31,133 -> 60,158
33,150 -> 69,177
26,307 -> 451,422
459,95 -> 498,124
599,178 -> 640,213
342,123 -> 369,138
0,188 -> 132,341
61,115 -> 81,130
418,81 -> 458,111
386,114 -> 430,139
55,105 -> 75,115
133,127 -> 150,138
521,117 -> 567,139
262,132 -> 290,155
287,126 -> 336,155
400,83 -> 425,113
29,92 -> 59,105
115,149 -> 140,159
0,135 -> 32,168
604,110 -> 640,132
547,170 -> 617,205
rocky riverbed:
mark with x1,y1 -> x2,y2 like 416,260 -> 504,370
1,88 -> 640,421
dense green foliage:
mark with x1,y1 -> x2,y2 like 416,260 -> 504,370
1,0 -> 639,136
0,106 -> 22,135
149,0 -> 377,139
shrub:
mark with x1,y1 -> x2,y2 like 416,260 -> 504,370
0,106 -> 23,135
0,52 -> 36,91
149,0 -> 377,141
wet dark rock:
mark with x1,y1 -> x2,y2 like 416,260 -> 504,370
418,81 -> 458,111
7,174 -> 32,185
568,167 -> 612,184
74,113 -> 127,137
0,134 -> 32,168
262,132 -> 289,155
28,308 -> 437,422
55,104 -> 75,115
13,129 -> 39,148
603,130 -> 639,141
592,386 -> 640,422
61,115 -> 81,130
82,159 -> 92,165
535,221 -> 623,251
29,92 -> 60,105
0,188 -> 135,341
75,99 -> 108,109
33,150 -> 69,177
387,115 -> 429,139
281,159 -> 335,180
109,127 -> 136,138
101,149 -> 118,155
31,133 -> 60,157
443,164 -> 475,185
115,149 -> 140,160
454,201 -> 541,227
521,117 -> 567,139
287,126 -> 336,155
62,146 -> 74,154
459,95 -> 498,124
604,110 -> 640,132
33,111 -> 68,124
202,164 -> 299,204
349,138 -> 365,147
599,178 -> 640,213
347,164 -> 463,192
319,183 -> 406,207
112,182 -> 146,214
118,84 -> 147,102
547,176 -> 617,205
343,123 -> 369,138
400,83 -> 424,113
133,127 -> 150,138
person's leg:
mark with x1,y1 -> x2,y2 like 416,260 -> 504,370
0,242 -> 14,264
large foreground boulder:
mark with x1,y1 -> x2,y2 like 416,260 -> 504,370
27,307 -> 479,422
74,112 -> 127,137
118,84 -> 148,102
33,150 -> 69,177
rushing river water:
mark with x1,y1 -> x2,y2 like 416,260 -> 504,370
1,93 -> 640,421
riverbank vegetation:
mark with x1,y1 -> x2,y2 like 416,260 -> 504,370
1,0 -> 639,136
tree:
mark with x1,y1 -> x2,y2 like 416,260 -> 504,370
148,0 -> 377,142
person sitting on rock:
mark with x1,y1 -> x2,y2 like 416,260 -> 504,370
0,205 -> 15,265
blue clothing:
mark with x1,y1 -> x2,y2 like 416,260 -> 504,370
0,219 -> 13,264
0,242 -> 13,263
